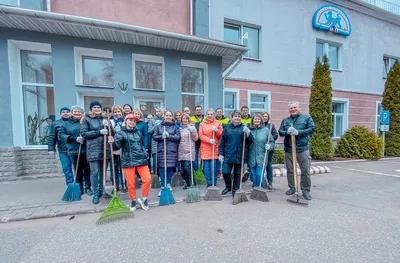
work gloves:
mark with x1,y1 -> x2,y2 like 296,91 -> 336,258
188,125 -> 196,133
243,126 -> 250,136
212,126 -> 218,132
288,127 -> 299,136
209,139 -> 216,145
100,129 -> 108,135
76,136 -> 84,144
219,155 -> 224,163
162,131 -> 169,139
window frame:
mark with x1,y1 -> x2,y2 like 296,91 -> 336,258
316,40 -> 342,71
74,47 -> 113,88
76,91 -> 115,112
181,59 -> 208,110
223,88 -> 240,116
133,96 -> 165,119
382,56 -> 398,79
132,54 -> 165,91
224,21 -> 261,60
247,90 -> 271,116
331,98 -> 349,139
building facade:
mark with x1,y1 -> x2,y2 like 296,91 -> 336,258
0,0 -> 399,180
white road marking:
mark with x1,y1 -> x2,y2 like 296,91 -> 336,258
380,161 -> 400,165
396,169 -> 400,173
333,166 -> 400,178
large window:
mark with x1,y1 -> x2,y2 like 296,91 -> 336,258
331,100 -> 349,138
181,60 -> 207,112
224,88 -> 239,116
0,0 -> 17,6
21,51 -> 54,145
383,57 -> 398,78
134,97 -> 164,119
224,22 -> 260,59
316,41 -> 341,70
133,54 -> 164,91
82,95 -> 114,112
248,91 -> 270,115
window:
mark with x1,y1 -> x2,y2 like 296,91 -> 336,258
248,91 -> 271,115
83,96 -> 114,112
331,99 -> 349,138
0,0 -> 17,6
21,51 -> 54,146
224,22 -> 260,59
133,54 -> 164,91
134,97 -> 165,119
75,47 -> 114,87
316,41 -> 340,70
383,57 -> 398,78
181,60 -> 207,112
376,102 -> 382,133
224,88 -> 239,116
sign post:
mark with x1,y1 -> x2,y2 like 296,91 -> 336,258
380,110 -> 391,157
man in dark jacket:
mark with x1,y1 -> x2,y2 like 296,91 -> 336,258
80,101 -> 111,204
219,110 -> 253,197
48,107 -> 73,185
279,101 -> 315,200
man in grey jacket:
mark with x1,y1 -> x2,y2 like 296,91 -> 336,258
279,101 -> 315,200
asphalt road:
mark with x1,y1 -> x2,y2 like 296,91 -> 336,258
1,159 -> 399,263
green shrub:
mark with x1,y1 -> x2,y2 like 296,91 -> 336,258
272,146 -> 285,164
337,126 -> 383,160
382,60 -> 400,156
309,55 -> 334,161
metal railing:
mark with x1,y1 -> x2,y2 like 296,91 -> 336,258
361,0 -> 400,15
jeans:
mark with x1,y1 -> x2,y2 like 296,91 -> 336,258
216,159 -> 221,173
222,162 -> 242,195
59,152 -> 73,185
285,150 -> 311,192
110,155 -> 122,187
180,160 -> 196,186
249,165 -> 265,188
266,150 -> 274,185
159,167 -> 174,187
71,154 -> 90,191
203,159 -> 218,187
89,160 -> 105,197
176,161 -> 182,173
193,148 -> 200,171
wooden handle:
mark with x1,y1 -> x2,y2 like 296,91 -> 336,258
211,130 -> 215,187
73,143 -> 82,182
106,110 -> 117,192
290,124 -> 298,193
163,126 -> 167,187
189,128 -> 194,185
260,123 -> 273,187
239,132 -> 246,190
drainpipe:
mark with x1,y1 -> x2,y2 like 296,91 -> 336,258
222,56 -> 243,79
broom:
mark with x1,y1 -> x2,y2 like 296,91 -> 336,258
62,144 -> 82,202
287,124 -> 308,206
159,126 -> 175,206
204,130 -> 222,201
232,131 -> 249,205
186,128 -> 200,203
250,125 -> 272,202
102,121 -> 113,199
96,114 -> 134,225
151,151 -> 161,188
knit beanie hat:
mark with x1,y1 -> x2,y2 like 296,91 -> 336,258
60,107 -> 70,114
89,101 -> 102,110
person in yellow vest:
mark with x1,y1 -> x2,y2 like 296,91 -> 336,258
190,105 -> 206,171
241,106 -> 252,125
215,108 -> 230,128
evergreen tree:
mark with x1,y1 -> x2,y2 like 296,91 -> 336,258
382,61 -> 400,156
309,55 -> 334,160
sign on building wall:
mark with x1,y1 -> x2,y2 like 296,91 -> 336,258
312,5 -> 352,37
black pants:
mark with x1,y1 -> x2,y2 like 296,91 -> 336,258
180,160 -> 196,187
71,154 -> 90,191
222,162 -> 242,194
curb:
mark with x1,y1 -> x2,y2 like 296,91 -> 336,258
273,166 -> 331,177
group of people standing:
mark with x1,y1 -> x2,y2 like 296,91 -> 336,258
48,100 -> 315,211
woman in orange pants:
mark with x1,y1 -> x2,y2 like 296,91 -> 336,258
108,114 -> 151,212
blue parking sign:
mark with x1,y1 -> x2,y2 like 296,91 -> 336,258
381,110 -> 390,125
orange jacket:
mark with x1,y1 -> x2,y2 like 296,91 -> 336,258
199,118 -> 223,160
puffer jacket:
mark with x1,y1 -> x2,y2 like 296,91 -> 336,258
148,115 -> 163,154
113,127 -> 148,168
218,123 -> 253,164
80,115 -> 111,162
48,117 -> 69,152
153,120 -> 181,168
278,113 -> 316,153
199,119 -> 223,160
178,124 -> 198,161
58,118 -> 86,156
248,126 -> 275,168
136,120 -> 149,150
110,118 -> 124,155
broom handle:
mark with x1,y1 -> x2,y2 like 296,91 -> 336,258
107,111 -> 117,193
260,124 -> 272,188
212,130 -> 215,187
189,127 -> 194,185
290,124 -> 298,194
73,143 -> 82,182
103,124 -> 107,188
239,129 -> 246,190
163,126 -> 167,188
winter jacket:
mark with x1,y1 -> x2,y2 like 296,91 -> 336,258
190,115 -> 205,148
48,117 -> 69,152
219,123 -> 253,164
58,118 -> 86,156
265,122 -> 278,141
113,127 -> 148,168
248,126 -> 275,168
199,119 -> 223,160
136,120 -> 149,150
80,116 -> 111,162
148,115 -> 163,154
216,116 -> 230,127
153,120 -> 181,168
178,124 -> 198,161
241,116 -> 252,125
278,113 -> 316,153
